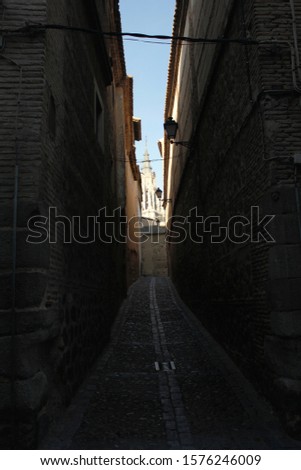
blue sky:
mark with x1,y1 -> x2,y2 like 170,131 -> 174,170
119,0 -> 176,189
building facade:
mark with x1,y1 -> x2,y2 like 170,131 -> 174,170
164,0 -> 301,434
0,0 -> 139,448
123,78 -> 142,287
140,226 -> 168,277
140,146 -> 167,277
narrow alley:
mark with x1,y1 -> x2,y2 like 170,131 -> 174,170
43,277 -> 299,450
3,0 -> 301,455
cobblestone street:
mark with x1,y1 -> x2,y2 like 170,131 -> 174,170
43,277 -> 301,450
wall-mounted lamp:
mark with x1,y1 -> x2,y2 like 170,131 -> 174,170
164,117 -> 192,149
155,188 -> 163,200
155,187 -> 172,204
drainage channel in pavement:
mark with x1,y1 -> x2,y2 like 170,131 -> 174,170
150,278 -> 194,450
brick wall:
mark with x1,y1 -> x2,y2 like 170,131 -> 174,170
0,0 -> 128,448
166,0 -> 301,434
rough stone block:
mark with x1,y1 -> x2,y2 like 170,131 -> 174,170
17,371 -> 48,413
18,237 -> 50,270
271,311 -> 301,337
0,203 -> 13,229
273,377 -> 301,412
0,308 -> 59,337
268,244 -> 301,280
268,214 -> 301,245
268,278 -> 301,311
0,421 -> 12,449
0,330 -> 56,379
16,272 -> 48,309
0,274 -> 12,309
21,309 -> 59,336
0,336 -> 39,379
37,410 -> 50,444
0,272 -> 48,310
0,371 -> 48,416
0,201 -> 48,229
265,335 -> 301,379
260,186 -> 300,215
0,231 -> 12,269
0,230 -> 50,270
0,377 -> 11,412
0,311 -> 10,337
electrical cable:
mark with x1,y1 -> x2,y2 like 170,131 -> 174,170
1,22 -> 300,94
124,38 -> 172,45
1,23 -> 300,189
120,154 -> 184,164
0,22 -> 259,45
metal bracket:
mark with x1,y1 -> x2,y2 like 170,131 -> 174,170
171,140 -> 193,149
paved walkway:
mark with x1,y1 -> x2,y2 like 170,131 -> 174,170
43,277 -> 301,450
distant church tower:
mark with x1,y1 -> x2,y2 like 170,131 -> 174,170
140,143 -> 165,224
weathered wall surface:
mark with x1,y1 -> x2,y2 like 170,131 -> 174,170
0,0 -> 49,449
0,0 -> 128,448
123,77 -> 142,287
165,0 -> 301,434
141,229 -> 168,277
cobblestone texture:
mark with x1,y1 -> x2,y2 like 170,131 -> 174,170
42,277 -> 301,450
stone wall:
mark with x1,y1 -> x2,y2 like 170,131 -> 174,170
141,228 -> 168,277
123,78 -> 142,287
0,0 -> 127,448
166,0 -> 301,434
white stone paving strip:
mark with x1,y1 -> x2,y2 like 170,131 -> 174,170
149,278 -> 194,450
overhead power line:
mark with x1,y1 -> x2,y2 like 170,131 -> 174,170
0,23 -> 259,45
121,155 -> 178,164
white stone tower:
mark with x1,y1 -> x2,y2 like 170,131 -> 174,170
140,143 -> 165,224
